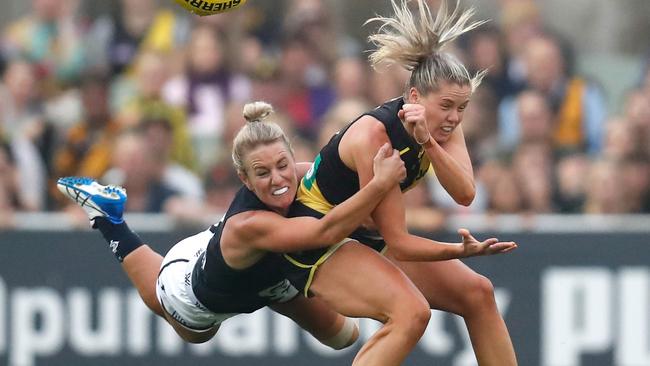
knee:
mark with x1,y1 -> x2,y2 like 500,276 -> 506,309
392,297 -> 431,338
459,274 -> 497,315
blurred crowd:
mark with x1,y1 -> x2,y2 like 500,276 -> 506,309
0,0 -> 649,230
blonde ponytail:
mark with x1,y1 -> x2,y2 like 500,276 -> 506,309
367,0 -> 487,93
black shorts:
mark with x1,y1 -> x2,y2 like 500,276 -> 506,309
281,201 -> 387,296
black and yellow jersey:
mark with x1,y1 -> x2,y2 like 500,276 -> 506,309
299,97 -> 431,215
281,98 -> 431,296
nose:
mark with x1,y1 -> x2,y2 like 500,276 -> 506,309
270,169 -> 283,185
448,109 -> 460,123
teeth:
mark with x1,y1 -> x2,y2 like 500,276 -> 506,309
441,127 -> 453,133
272,187 -> 289,196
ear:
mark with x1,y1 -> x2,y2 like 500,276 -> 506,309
238,171 -> 253,191
407,87 -> 420,103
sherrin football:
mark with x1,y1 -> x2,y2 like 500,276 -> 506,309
174,0 -> 247,16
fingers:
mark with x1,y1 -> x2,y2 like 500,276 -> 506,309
457,228 -> 470,238
486,241 -> 518,254
375,143 -> 391,159
397,109 -> 406,122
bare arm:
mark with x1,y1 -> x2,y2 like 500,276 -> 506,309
349,117 -> 515,261
400,104 -> 475,206
421,128 -> 475,206
229,144 -> 406,253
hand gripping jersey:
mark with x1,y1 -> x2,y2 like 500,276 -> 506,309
300,97 -> 430,213
282,97 -> 431,294
192,186 -> 298,313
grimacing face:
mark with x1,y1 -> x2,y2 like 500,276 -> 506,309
238,141 -> 298,215
409,81 -> 472,144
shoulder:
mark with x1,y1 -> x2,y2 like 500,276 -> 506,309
348,115 -> 389,147
226,210 -> 274,238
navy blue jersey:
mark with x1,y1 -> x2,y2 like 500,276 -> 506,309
192,186 -> 296,313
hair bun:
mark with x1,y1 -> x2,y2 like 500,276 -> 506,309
243,101 -> 274,123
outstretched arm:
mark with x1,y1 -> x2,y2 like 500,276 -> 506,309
350,116 -> 515,261
229,144 -> 406,253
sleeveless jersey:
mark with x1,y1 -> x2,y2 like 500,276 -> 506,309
300,97 -> 431,214
281,98 -> 432,294
192,186 -> 296,314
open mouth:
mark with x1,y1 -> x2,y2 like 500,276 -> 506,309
441,126 -> 454,133
272,187 -> 289,196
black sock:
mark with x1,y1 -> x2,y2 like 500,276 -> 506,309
93,217 -> 144,262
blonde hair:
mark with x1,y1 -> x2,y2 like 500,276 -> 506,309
366,0 -> 487,94
232,101 -> 293,174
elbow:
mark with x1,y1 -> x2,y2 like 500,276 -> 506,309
384,235 -> 412,261
454,187 -> 475,207
389,248 -> 410,261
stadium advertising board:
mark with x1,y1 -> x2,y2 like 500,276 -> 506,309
0,231 -> 648,366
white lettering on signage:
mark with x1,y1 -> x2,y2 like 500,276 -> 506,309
11,288 -> 65,366
272,310 -> 299,355
215,310 -> 267,356
126,290 -> 152,355
4,269 -> 648,366
68,288 -> 121,355
0,277 -> 5,354
615,268 -> 650,366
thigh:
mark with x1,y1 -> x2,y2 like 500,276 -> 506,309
384,251 -> 485,315
309,241 -> 427,322
270,295 -> 340,338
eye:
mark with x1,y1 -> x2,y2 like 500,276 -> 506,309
255,170 -> 269,177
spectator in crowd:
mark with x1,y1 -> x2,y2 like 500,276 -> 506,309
0,0 -> 648,220
499,89 -> 554,154
163,25 -> 251,169
51,72 -> 120,207
85,0 -> 190,77
482,162 -> 524,214
282,0 -> 338,69
115,49 -> 196,172
2,0 -> 85,88
463,25 -> 518,101
317,98 -> 371,148
601,116 -> 640,161
137,117 -> 204,202
202,160 -> 241,215
275,35 -> 336,141
583,159 -> 629,213
623,88 -> 650,157
0,59 -> 49,210
332,56 -> 370,103
499,33 -> 607,156
511,142 -> 555,213
102,131 -> 181,213
553,153 -> 590,213
0,142 -> 20,227
498,0 -> 543,92
620,156 -> 650,213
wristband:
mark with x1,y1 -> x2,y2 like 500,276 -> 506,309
417,136 -> 433,148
